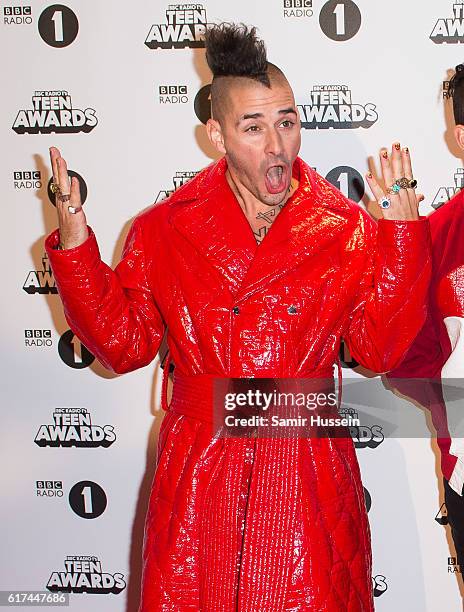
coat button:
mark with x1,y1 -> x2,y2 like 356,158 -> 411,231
232,306 -> 240,315
287,305 -> 297,314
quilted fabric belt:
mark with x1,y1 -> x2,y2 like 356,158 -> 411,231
158,352 -> 341,610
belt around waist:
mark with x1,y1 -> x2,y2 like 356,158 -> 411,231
165,370 -> 336,424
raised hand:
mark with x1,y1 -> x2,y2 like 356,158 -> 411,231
49,146 -> 89,249
366,143 -> 421,221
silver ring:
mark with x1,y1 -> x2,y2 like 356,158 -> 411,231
68,205 -> 83,214
379,196 -> 391,209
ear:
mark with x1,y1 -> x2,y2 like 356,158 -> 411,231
454,124 -> 464,152
206,118 -> 226,155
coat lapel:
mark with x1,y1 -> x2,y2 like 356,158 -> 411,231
233,158 -> 357,304
169,156 -> 357,302
169,158 -> 257,294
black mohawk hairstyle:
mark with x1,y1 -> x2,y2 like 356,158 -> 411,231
204,23 -> 270,87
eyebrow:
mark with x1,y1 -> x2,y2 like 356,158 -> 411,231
238,108 -> 297,123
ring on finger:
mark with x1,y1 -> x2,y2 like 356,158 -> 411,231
58,193 -> 71,202
50,181 -> 61,194
68,205 -> 83,214
379,196 -> 391,209
386,182 -> 401,195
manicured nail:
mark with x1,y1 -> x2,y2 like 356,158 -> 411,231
404,147 -> 409,153
366,172 -> 373,178
394,143 -> 401,150
382,150 -> 388,159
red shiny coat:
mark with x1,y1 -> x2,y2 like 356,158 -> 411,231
45,157 -> 431,611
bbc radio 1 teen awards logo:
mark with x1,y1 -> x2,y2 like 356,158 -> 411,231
435,502 -> 449,526
35,408 -> 116,448
156,170 -> 199,202
430,2 -> 464,43
12,91 -> 97,134
23,254 -> 56,294
432,167 -> 464,209
145,4 -> 209,49
3,5 -> 32,25
372,575 -> 388,597
298,85 -> 377,129
46,556 -> 126,594
340,407 -> 385,449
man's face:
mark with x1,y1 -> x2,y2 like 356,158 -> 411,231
208,78 -> 301,206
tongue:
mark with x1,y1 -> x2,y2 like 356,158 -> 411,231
265,166 -> 285,194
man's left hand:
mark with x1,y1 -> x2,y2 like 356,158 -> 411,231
366,143 -> 421,220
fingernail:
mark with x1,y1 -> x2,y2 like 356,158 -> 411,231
366,172 -> 373,178
404,146 -> 409,153
382,150 -> 388,159
394,143 -> 401,150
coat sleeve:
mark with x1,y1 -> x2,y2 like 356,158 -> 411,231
44,218 -> 166,374
342,212 -> 431,374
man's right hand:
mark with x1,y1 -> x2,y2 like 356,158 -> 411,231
49,146 -> 89,249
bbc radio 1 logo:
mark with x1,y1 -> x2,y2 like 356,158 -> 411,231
25,329 -> 52,348
23,254 -> 56,294
3,6 -> 32,25
448,556 -> 462,573
145,4 -> 209,49
364,486 -> 371,513
156,170 -> 199,202
38,5 -> 79,48
58,330 -> 95,369
432,167 -> 464,209
12,91 -> 97,135
46,556 -> 126,594
36,480 -> 63,498
35,408 -> 116,448
298,85 -> 378,129
319,0 -> 362,41
283,0 -> 313,19
47,170 -> 87,207
341,407 -> 385,449
36,478 -> 108,519
158,84 -> 189,104
430,2 -> 464,44
14,170 -> 42,189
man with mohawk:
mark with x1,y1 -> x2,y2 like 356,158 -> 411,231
45,23 -> 429,612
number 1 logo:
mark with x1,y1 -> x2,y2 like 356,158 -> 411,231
319,0 -> 361,41
38,4 -> 79,48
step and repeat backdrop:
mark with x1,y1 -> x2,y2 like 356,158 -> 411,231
2,1 -> 464,610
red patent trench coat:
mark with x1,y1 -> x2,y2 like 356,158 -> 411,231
46,157 -> 431,611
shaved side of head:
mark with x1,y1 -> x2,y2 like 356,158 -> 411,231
204,23 -> 291,125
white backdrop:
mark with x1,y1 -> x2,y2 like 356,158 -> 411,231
1,1 -> 464,610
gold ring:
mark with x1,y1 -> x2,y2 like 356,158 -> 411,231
50,182 -> 61,194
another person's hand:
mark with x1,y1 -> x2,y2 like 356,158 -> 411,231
366,143 -> 421,221
49,146 -> 89,249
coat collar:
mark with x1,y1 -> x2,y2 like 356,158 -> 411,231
169,156 -> 357,303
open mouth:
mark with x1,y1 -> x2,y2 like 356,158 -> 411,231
265,164 -> 287,194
